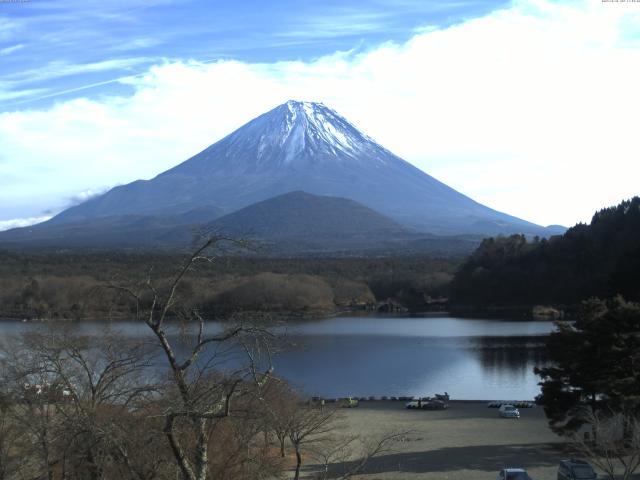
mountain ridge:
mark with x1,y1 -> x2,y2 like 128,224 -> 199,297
1,100 -> 565,251
0,191 -> 483,256
46,100 -> 558,236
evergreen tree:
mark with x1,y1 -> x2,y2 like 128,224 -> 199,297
451,197 -> 640,307
535,297 -> 640,435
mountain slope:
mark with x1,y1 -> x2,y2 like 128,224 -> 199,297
46,100 -> 557,236
0,206 -> 224,248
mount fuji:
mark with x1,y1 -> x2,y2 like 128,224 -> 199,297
1,100 -> 562,250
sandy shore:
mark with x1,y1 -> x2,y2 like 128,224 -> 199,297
306,400 -> 571,480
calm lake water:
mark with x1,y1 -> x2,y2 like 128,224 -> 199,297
0,314 -> 554,400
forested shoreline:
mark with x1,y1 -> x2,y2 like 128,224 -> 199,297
2,197 -> 639,321
0,251 -> 456,321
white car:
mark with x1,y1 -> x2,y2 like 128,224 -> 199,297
497,468 -> 533,480
405,399 -> 447,410
498,404 -> 520,418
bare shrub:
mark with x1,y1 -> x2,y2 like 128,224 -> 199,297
572,408 -> 640,480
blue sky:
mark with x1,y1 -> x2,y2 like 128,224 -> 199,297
1,0 -> 639,230
1,0 -> 506,110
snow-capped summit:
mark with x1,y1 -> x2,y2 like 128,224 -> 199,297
46,100 -> 555,237
186,100 -> 389,170
274,100 -> 376,161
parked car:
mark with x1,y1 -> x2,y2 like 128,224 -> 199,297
405,399 -> 447,410
497,468 -> 533,480
498,404 -> 520,418
421,399 -> 447,410
340,397 -> 359,408
557,459 -> 597,480
434,392 -> 450,401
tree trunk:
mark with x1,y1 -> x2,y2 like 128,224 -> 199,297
40,424 -> 55,480
280,437 -> 286,458
86,447 -> 104,480
294,446 -> 302,480
164,416 -> 195,480
194,418 -> 209,480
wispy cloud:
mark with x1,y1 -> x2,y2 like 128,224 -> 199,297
1,77 -> 132,108
110,37 -> 164,52
0,44 -> 25,56
0,87 -> 49,102
0,58 -> 156,107
277,11 -> 390,39
277,0 -> 502,41
0,17 -> 24,41
0,215 -> 52,232
5,57 -> 155,84
65,187 -> 109,207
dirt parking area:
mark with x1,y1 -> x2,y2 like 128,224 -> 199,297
315,400 -> 571,480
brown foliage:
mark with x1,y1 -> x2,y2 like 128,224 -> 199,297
214,273 -> 335,313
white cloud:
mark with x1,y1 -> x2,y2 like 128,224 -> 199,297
0,44 -> 25,56
66,187 -> 109,206
0,215 -> 52,232
0,87 -> 48,102
1,0 -> 640,227
0,17 -> 23,42
5,57 -> 154,83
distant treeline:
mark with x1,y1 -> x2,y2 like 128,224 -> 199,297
0,251 -> 458,320
450,197 -> 640,308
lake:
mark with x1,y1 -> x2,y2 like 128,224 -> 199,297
0,314 -> 554,400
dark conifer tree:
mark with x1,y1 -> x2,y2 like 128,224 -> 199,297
535,297 -> 640,435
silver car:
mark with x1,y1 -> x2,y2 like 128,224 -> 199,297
499,404 -> 520,418
497,468 -> 533,480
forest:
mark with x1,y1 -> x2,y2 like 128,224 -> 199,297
450,197 -> 640,310
3,197 -> 640,321
0,249 -> 457,321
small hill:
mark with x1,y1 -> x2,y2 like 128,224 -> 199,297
161,191 -> 453,255
208,191 -> 406,238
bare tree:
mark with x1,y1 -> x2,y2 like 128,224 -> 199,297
309,430 -> 409,480
572,408 -> 640,480
111,237 -> 274,480
0,395 -> 25,480
259,377 -> 299,458
1,333 -> 66,480
0,237 -> 366,480
1,328 -> 158,480
287,402 -> 341,480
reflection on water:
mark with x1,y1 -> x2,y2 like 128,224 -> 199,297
468,336 -> 550,398
277,315 -> 553,337
472,336 -> 549,374
270,317 -> 554,400
0,315 -> 554,400
271,334 -> 551,400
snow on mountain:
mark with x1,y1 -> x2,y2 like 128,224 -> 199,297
273,100 -> 379,162
45,100 -> 554,237
182,100 -> 389,173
